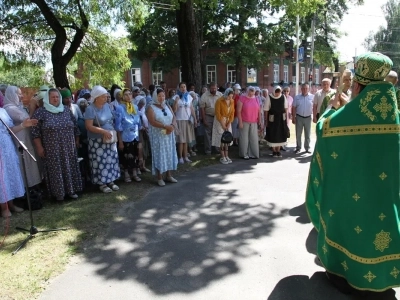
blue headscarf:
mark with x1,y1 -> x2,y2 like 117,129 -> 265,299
224,88 -> 234,98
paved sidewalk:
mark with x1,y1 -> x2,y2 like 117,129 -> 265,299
40,149 -> 398,300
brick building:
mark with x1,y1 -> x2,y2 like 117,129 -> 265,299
123,48 -> 325,96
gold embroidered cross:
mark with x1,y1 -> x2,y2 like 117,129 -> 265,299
322,244 -> 328,254
331,152 -> 338,159
328,210 -> 334,217
314,178 -> 319,187
379,172 -> 387,180
373,97 -> 393,120
355,226 -> 362,234
364,271 -> 377,283
373,230 -> 392,252
353,193 -> 360,201
379,213 -> 386,221
391,267 -> 400,279
315,202 -> 320,210
341,261 -> 349,271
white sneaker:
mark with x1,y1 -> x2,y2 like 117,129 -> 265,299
166,176 -> 178,183
179,158 -> 184,164
220,157 -> 229,164
158,179 -> 166,187
226,157 -> 232,163
184,158 -> 192,163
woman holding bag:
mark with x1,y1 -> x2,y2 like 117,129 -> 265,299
212,88 -> 235,164
85,86 -> 120,193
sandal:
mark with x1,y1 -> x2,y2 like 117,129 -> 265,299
100,185 -> 112,193
132,176 -> 142,182
108,182 -> 119,191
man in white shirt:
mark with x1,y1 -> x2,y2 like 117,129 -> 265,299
199,82 -> 222,154
313,78 -> 335,122
292,84 -> 314,154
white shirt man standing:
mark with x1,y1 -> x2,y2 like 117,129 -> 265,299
200,82 -> 222,155
313,78 -> 335,122
292,84 -> 314,154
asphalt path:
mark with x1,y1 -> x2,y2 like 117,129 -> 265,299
40,146 -> 399,300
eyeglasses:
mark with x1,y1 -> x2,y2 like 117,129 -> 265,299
161,109 -> 167,116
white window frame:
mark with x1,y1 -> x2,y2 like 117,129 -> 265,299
227,64 -> 236,84
315,68 -> 320,84
273,64 -> 279,82
283,65 -> 289,83
301,67 -> 305,84
131,68 -> 141,87
206,65 -> 217,84
152,70 -> 163,86
247,67 -> 257,83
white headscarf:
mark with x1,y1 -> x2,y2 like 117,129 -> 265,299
113,88 -> 121,100
3,85 -> 29,122
3,86 -> 20,109
42,88 -> 64,114
91,86 -> 107,103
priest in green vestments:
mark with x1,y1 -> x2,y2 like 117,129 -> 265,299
306,52 -> 400,293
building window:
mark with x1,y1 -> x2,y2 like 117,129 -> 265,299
301,67 -> 305,83
206,65 -> 217,84
283,65 -> 289,83
227,65 -> 236,83
131,68 -> 141,87
152,70 -> 162,86
247,67 -> 257,83
315,69 -> 320,84
273,64 -> 279,82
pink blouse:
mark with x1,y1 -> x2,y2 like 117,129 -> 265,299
239,95 -> 259,123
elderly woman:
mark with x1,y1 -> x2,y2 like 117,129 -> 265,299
31,88 -> 82,201
85,86 -> 120,193
137,96 -> 151,173
4,86 -> 42,189
146,88 -> 178,187
173,82 -> 197,164
0,108 -> 37,217
188,90 -> 199,155
264,86 -> 288,158
237,86 -> 262,159
0,91 -> 4,108
212,88 -> 235,164
232,84 -> 242,146
115,88 -> 142,183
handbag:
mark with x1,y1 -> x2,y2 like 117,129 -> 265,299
94,109 -> 117,144
221,130 -> 233,144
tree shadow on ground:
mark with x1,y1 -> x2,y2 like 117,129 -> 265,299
80,162 -> 289,295
268,272 -> 397,300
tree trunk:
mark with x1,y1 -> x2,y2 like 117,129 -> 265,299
332,56 -> 339,88
52,58 -> 70,88
235,59 -> 243,86
175,0 -> 202,92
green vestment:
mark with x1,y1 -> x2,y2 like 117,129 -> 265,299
306,81 -> 400,291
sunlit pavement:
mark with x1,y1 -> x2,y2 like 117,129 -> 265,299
40,145 -> 399,300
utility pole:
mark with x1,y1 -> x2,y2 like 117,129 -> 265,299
309,13 -> 316,86
295,14 -> 300,95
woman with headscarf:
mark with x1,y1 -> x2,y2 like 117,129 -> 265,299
0,90 -> 4,108
212,88 -> 235,164
146,88 -> 178,187
3,86 -> 42,189
264,86 -> 288,158
115,88 -> 142,183
60,88 -> 82,121
31,88 -> 82,201
85,86 -> 120,193
0,107 -> 37,217
137,96 -> 151,173
237,86 -> 262,159
173,82 -> 197,164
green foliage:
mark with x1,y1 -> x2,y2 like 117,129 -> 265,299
300,0 -> 364,69
364,0 -> 400,71
68,28 -> 132,89
0,53 -> 47,87
0,0 -> 147,86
